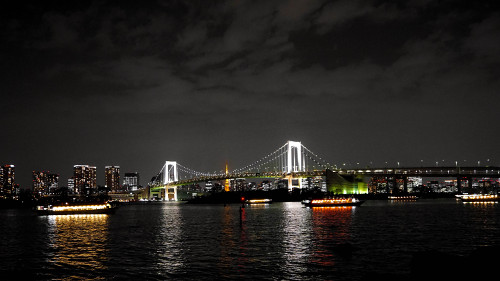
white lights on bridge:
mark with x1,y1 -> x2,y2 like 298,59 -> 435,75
163,161 -> 178,184
287,141 -> 305,173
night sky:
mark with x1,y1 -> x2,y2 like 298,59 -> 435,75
2,0 -> 499,189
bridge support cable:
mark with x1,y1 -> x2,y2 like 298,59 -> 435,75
232,142 -> 288,174
149,162 -> 167,186
301,144 -> 332,171
176,163 -> 220,181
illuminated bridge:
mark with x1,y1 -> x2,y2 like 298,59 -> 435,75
147,141 -> 500,200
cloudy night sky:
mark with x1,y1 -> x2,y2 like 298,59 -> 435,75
1,0 -> 499,188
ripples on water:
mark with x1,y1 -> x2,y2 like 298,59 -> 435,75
1,199 -> 499,280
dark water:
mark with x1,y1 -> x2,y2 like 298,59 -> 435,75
1,199 -> 499,280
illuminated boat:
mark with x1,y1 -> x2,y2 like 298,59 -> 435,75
459,194 -> 498,203
36,201 -> 118,215
302,198 -> 364,207
388,195 -> 418,200
245,199 -> 272,204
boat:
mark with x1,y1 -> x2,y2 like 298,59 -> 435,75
388,195 -> 418,200
36,201 -> 118,215
302,198 -> 364,207
458,194 -> 498,203
245,199 -> 272,204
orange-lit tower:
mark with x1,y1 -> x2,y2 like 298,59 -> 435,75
225,162 -> 230,192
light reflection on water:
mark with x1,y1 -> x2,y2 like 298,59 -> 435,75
155,203 -> 185,277
45,214 -> 109,280
281,202 -> 313,280
2,199 -> 500,280
309,206 -> 355,267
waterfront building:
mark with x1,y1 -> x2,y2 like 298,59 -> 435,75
233,178 -> 247,191
1,165 -> 16,198
33,171 -> 59,197
204,181 -> 213,191
73,165 -> 97,195
123,172 -> 139,191
407,177 -> 422,193
67,178 -> 74,194
105,166 -> 121,192
47,173 -> 59,194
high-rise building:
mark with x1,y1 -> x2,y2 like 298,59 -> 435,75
105,166 -> 120,192
1,165 -> 16,198
123,172 -> 140,191
68,178 -> 75,194
33,171 -> 47,196
33,171 -> 59,197
73,165 -> 96,195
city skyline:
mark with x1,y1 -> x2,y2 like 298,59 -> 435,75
2,1 -> 499,189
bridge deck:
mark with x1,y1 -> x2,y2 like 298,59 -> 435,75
150,166 -> 500,188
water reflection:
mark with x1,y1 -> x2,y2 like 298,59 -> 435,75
282,202 -> 314,279
155,203 -> 185,276
309,206 -> 355,267
46,214 -> 109,279
217,205 -> 250,278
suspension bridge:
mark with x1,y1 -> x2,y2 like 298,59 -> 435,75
147,140 -> 500,200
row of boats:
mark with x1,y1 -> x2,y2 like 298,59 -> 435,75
245,194 -> 499,206
34,194 -> 498,215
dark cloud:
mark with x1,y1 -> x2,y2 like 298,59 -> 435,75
1,0 -> 499,188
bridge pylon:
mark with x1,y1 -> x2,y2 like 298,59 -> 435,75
163,161 -> 179,184
148,161 -> 179,201
285,141 -> 306,191
286,141 -> 305,173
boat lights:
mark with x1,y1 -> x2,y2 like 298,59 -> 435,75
388,196 -> 418,200
311,198 -> 356,204
246,199 -> 272,204
47,204 -> 111,212
461,194 -> 497,200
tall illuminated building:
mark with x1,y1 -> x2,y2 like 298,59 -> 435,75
123,172 -> 139,191
105,166 -> 120,192
33,171 -> 47,196
33,171 -> 59,197
73,165 -> 96,195
1,165 -> 16,198
68,178 -> 75,194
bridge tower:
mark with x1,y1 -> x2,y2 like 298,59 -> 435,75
163,161 -> 178,201
163,161 -> 178,184
224,162 -> 230,192
286,141 -> 305,173
286,141 -> 306,190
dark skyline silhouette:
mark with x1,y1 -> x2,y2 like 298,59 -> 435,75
2,0 -> 499,188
